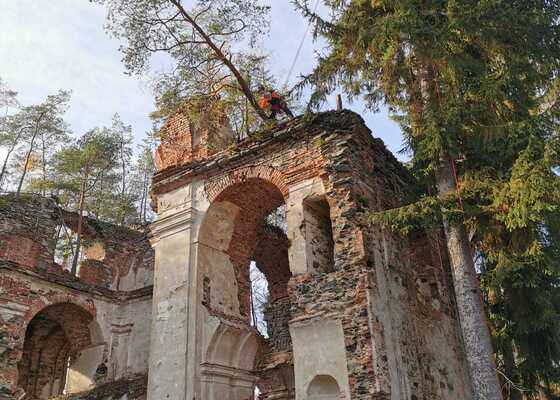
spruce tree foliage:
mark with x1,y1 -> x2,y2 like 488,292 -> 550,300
460,119 -> 560,398
94,0 -> 273,128
294,0 -> 560,398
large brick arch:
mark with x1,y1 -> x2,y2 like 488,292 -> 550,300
197,175 -> 287,400
204,165 -> 289,202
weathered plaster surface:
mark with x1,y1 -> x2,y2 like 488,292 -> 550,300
290,318 -> 351,399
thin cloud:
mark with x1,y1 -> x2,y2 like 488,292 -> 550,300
0,1 -> 404,158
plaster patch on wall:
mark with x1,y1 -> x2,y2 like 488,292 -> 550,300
290,317 -> 351,399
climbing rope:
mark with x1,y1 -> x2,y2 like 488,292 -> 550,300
282,0 -> 322,90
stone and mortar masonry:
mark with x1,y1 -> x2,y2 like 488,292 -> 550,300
150,110 -> 472,400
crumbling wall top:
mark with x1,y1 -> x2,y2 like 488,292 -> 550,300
155,104 -> 234,171
0,194 -> 154,295
151,110 -> 412,200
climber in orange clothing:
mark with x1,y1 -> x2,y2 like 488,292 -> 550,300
258,86 -> 294,120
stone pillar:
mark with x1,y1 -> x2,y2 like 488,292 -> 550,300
148,184 -> 200,400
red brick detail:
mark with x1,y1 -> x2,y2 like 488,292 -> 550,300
205,165 -> 289,202
17,302 -> 96,398
155,112 -> 194,171
154,106 -> 233,172
79,260 -> 114,288
253,227 -> 291,302
16,297 -> 96,347
0,235 -> 42,269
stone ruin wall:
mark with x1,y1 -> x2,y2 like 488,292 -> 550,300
149,110 -> 472,400
286,112 -> 472,399
0,196 -> 153,400
0,109 -> 473,400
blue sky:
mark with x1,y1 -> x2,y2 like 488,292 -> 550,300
0,1 -> 405,158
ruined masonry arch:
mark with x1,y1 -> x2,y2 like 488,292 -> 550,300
16,299 -> 104,399
204,165 -> 289,202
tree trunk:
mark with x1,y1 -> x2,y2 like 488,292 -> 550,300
94,172 -> 104,219
140,168 -> 148,223
502,283 -> 522,400
0,128 -> 25,189
436,155 -> 503,400
121,145 -> 126,198
41,133 -> 46,196
16,126 -> 40,198
503,340 -> 521,400
120,160 -> 126,225
70,178 -> 87,276
170,0 -> 270,122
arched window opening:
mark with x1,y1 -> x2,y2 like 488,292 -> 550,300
198,178 -> 294,400
251,205 -> 292,352
303,197 -> 335,273
307,375 -> 341,400
199,178 -> 286,321
17,303 -> 94,399
250,205 -> 288,339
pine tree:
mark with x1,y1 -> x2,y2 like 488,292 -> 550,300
0,78 -> 21,189
54,128 -> 120,275
13,90 -> 70,197
94,0 -> 272,122
110,114 -> 135,224
131,143 -> 156,224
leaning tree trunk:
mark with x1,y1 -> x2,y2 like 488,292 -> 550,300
0,135 -> 21,189
70,180 -> 87,276
436,155 -> 503,400
170,0 -> 270,122
16,128 -> 39,198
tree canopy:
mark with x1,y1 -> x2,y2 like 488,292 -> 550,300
295,0 -> 560,398
95,0 -> 274,129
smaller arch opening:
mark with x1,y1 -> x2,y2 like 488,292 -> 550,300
303,196 -> 335,273
17,303 -> 94,399
307,375 -> 341,400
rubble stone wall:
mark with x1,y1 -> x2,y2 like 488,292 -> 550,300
0,109 -> 474,400
150,110 -> 472,400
